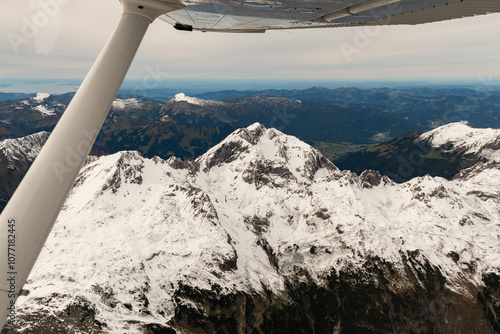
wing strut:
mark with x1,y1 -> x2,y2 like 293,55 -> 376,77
0,0 -> 182,329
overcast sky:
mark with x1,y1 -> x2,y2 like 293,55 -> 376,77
1,0 -> 500,91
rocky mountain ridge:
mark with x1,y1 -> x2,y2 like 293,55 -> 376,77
0,131 -> 50,210
2,122 -> 499,333
335,121 -> 500,182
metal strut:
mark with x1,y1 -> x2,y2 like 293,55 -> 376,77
0,0 -> 182,329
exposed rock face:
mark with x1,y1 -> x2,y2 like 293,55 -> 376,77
359,170 -> 385,188
2,123 -> 500,333
0,132 -> 50,212
480,272 -> 500,332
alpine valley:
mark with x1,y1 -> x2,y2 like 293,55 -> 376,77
1,118 -> 499,333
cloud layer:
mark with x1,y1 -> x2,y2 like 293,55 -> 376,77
1,0 -> 500,85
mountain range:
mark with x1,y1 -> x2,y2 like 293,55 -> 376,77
2,87 -> 500,163
1,121 -> 499,333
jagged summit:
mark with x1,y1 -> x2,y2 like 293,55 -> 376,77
197,122 -> 337,182
5,123 -> 500,333
0,131 -> 49,170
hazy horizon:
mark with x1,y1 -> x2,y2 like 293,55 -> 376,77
2,78 -> 500,96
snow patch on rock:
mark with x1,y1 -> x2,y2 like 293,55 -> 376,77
112,98 -> 142,109
33,104 -> 56,116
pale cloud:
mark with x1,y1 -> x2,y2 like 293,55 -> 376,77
1,0 -> 500,84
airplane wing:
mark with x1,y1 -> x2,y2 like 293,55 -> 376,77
160,0 -> 500,32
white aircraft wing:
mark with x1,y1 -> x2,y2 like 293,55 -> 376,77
160,0 -> 500,32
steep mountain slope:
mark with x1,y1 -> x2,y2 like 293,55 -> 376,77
3,123 -> 499,333
0,131 -> 108,214
0,132 -> 49,211
335,122 -> 500,182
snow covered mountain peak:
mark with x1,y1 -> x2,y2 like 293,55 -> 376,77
9,123 -> 500,333
15,92 -> 65,117
197,122 -> 338,183
418,121 -> 500,160
172,93 -> 223,106
31,92 -> 51,102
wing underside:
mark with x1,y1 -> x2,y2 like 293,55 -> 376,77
160,0 -> 500,32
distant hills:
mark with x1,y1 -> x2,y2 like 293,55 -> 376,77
1,87 -> 499,164
0,92 -> 33,101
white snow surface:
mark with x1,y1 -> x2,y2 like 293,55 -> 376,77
17,122 -> 500,332
419,121 -> 500,159
31,92 -> 51,102
172,93 -> 223,106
